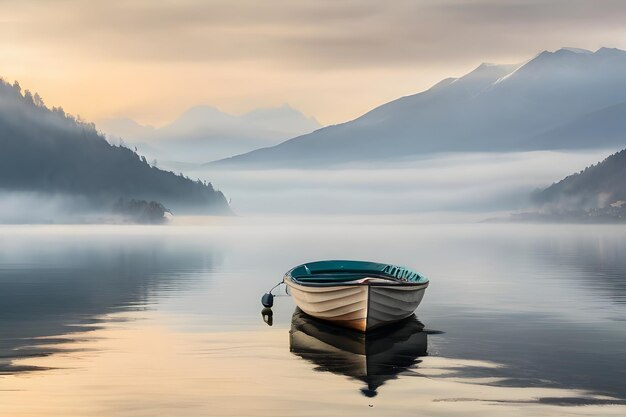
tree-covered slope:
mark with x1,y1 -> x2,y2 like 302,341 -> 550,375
535,149 -> 626,210
0,79 -> 230,215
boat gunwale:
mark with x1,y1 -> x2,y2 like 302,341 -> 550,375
284,275 -> 429,288
283,259 -> 430,288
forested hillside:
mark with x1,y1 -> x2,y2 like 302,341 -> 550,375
535,149 -> 626,210
0,79 -> 230,215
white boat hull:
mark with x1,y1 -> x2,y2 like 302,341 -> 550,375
284,278 -> 427,332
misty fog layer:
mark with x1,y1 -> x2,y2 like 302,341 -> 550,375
0,192 -> 97,224
188,150 -> 612,218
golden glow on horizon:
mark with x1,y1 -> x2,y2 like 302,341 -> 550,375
2,1 -> 626,126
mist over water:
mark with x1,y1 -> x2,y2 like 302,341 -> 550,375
0,192 -> 103,223
189,150 -> 612,217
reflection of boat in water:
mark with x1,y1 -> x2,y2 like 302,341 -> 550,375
289,308 -> 428,397
283,260 -> 429,332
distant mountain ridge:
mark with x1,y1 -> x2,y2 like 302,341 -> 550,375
100,104 -> 320,163
527,102 -> 626,149
0,79 -> 231,216
215,47 -> 626,167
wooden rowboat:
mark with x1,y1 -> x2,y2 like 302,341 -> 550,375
283,260 -> 429,332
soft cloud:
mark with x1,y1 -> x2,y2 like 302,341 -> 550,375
2,1 -> 626,124
5,0 -> 626,66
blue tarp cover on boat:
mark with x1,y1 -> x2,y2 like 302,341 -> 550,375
289,260 -> 426,284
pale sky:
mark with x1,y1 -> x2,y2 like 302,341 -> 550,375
2,0 -> 626,126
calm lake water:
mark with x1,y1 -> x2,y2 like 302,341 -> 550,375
1,220 -> 626,416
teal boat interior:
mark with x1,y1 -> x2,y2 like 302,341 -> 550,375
287,260 -> 428,285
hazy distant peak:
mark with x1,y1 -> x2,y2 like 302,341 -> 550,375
532,47 -> 591,60
96,102 -> 322,163
239,104 -> 321,136
559,47 -> 593,54
98,117 -> 155,140
595,47 -> 624,55
172,103 -> 321,127
493,62 -> 527,85
244,103 -> 304,119
496,46 -> 626,85
457,62 -> 519,80
529,46 -> 624,62
153,106 -> 238,138
175,105 -> 235,124
507,48 -> 590,77
180,105 -> 230,118
450,62 -> 519,94
531,49 -> 564,61
429,77 -> 457,90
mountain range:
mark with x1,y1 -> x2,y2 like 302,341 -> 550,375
99,104 -> 320,163
0,79 -> 231,217
215,47 -> 626,167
